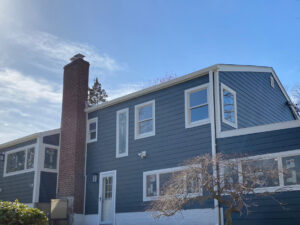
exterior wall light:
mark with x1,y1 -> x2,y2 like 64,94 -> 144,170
92,173 -> 98,183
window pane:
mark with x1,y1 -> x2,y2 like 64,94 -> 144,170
90,131 -> 96,140
89,122 -> 96,131
242,159 -> 279,188
223,89 -> 235,123
283,155 -> 300,185
187,175 -> 200,194
6,151 -> 25,173
118,112 -> 127,154
44,147 -> 58,169
159,173 -> 172,195
191,105 -> 208,122
223,164 -> 239,189
146,174 -> 157,197
138,105 -> 152,121
26,148 -> 35,169
139,120 -> 153,134
190,89 -> 207,107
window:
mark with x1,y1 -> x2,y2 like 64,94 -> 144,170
221,83 -> 237,128
135,100 -> 155,139
282,155 -> 300,185
242,158 -> 279,188
270,76 -> 275,88
143,167 -> 201,201
221,164 -> 239,189
116,108 -> 129,158
4,146 -> 35,176
87,118 -> 98,143
185,84 -> 210,128
44,146 -> 58,170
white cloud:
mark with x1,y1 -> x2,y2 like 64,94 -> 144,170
7,30 -> 122,72
0,68 -> 62,104
107,83 -> 145,100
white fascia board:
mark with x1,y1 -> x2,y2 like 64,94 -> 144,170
85,65 -> 218,113
0,128 -> 61,150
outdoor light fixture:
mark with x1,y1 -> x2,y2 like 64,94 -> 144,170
0,153 -> 5,161
92,173 -> 98,183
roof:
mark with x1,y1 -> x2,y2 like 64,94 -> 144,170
85,64 -> 276,113
0,128 -> 60,150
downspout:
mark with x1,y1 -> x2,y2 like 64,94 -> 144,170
209,70 -> 222,225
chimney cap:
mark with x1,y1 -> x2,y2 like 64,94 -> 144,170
70,53 -> 85,62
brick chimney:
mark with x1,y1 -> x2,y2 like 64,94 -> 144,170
57,54 -> 89,217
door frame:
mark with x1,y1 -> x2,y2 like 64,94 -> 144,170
98,170 -> 117,225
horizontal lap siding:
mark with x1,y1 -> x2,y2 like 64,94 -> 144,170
217,127 -> 300,156
39,172 -> 57,203
85,75 -> 212,214
0,139 -> 37,203
219,71 -> 295,131
229,191 -> 300,225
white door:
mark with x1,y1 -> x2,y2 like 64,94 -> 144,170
99,170 -> 116,225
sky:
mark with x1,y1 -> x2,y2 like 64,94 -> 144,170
0,0 -> 299,144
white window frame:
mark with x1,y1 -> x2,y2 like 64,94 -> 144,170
221,83 -> 238,128
220,149 -> 300,193
184,84 -> 210,128
3,144 -> 36,177
270,76 -> 275,88
87,117 -> 98,143
134,100 -> 155,140
116,108 -> 129,158
143,166 -> 202,201
42,144 -> 59,172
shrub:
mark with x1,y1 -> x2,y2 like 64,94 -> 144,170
0,200 -> 48,225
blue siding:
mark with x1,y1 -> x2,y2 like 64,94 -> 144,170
39,172 -> 57,203
229,191 -> 300,225
219,71 -> 295,131
85,75 -> 213,214
0,139 -> 37,203
43,133 -> 60,146
217,127 -> 300,157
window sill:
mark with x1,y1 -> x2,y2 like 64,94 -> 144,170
135,131 -> 155,140
3,168 -> 35,177
185,118 -> 210,129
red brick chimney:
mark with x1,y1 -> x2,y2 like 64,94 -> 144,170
57,54 -> 89,216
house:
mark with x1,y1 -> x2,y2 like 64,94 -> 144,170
0,54 -> 300,225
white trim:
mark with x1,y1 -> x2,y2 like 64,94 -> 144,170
220,83 -> 238,129
220,149 -> 300,193
42,144 -> 59,172
218,120 -> 300,138
134,100 -> 155,140
214,70 -> 222,136
32,136 -> 42,203
116,108 -> 129,158
87,118 -> 98,143
217,64 -> 273,73
184,83 -> 210,128
3,144 -> 37,177
0,128 -> 60,149
209,71 -> 222,225
98,170 -> 117,225
270,76 -> 275,88
143,166 -> 202,202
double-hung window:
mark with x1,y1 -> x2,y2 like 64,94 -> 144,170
185,84 -> 210,128
135,100 -> 155,139
221,83 -> 237,128
116,108 -> 129,158
87,118 -> 98,143
4,146 -> 35,176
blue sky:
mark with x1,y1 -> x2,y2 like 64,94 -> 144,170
0,0 -> 299,143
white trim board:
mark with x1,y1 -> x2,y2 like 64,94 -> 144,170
218,120 -> 300,138
85,64 -> 276,113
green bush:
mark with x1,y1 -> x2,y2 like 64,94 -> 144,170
0,200 -> 48,225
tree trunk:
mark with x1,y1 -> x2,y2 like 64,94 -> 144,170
225,208 -> 233,225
